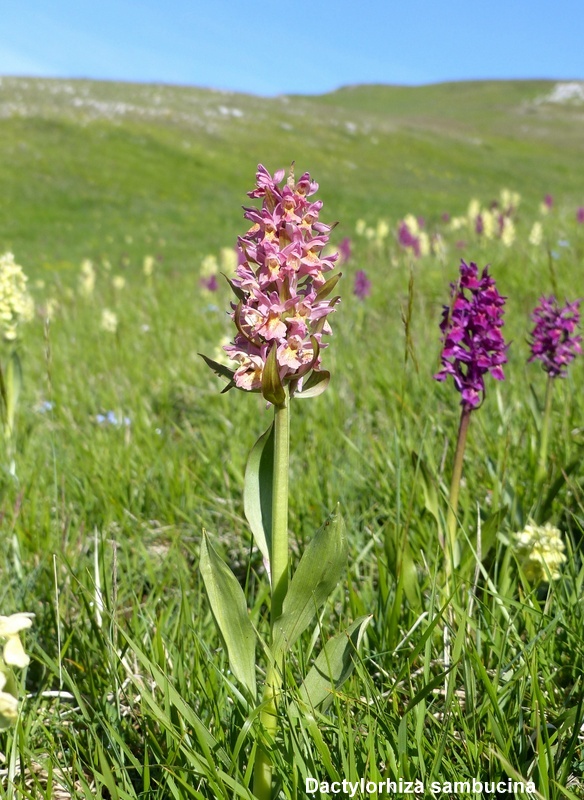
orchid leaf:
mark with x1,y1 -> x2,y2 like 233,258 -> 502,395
384,524 -> 421,612
243,422 -> 274,571
315,272 -> 342,302
411,451 -> 441,527
200,532 -> 257,699
295,370 -> 330,399
198,353 -> 235,383
273,508 -> 348,656
296,615 -> 372,712
221,272 -> 246,301
261,343 -> 285,406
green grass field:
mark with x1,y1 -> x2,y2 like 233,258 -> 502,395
0,76 -> 583,799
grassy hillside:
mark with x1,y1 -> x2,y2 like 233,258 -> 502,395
1,77 -> 583,271
0,77 -> 583,798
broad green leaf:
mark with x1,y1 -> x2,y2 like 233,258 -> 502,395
199,532 -> 257,699
243,421 -> 274,570
5,350 -> 22,435
294,370 -> 330,400
411,451 -> 441,527
297,614 -> 372,712
273,508 -> 348,655
261,343 -> 285,406
400,540 -> 422,611
384,525 -> 421,613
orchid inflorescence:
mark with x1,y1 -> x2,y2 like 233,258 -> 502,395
215,164 -> 340,403
528,296 -> 581,378
434,260 -> 508,409
353,270 -> 371,300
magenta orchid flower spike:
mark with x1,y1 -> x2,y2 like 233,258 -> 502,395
433,259 -> 508,579
529,296 -> 582,378
353,269 -> 371,300
528,296 -> 581,485
434,260 -> 508,409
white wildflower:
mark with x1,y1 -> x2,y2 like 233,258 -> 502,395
143,255 -> 155,276
418,231 -> 430,257
355,219 -> 366,236
500,217 -> 516,247
529,221 -> 543,246
112,275 -> 126,290
101,308 -> 118,334
200,254 -> 218,278
0,252 -> 35,342
0,672 -> 19,729
78,259 -> 96,297
0,613 -> 34,668
500,188 -> 521,212
481,209 -> 496,240
514,522 -> 567,583
376,219 -> 390,241
467,198 -> 481,223
449,216 -> 467,231
403,214 -> 420,236
431,233 -> 447,260
219,247 -> 237,273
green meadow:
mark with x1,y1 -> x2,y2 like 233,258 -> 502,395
0,76 -> 583,798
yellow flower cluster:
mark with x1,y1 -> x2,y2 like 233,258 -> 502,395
78,259 -> 96,297
0,612 -> 34,729
101,308 -> 118,333
514,522 -> 567,583
0,253 -> 35,342
529,221 -> 543,246
355,218 -> 392,248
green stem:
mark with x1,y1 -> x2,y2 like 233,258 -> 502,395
536,375 -> 554,486
270,387 -> 290,623
253,387 -> 290,800
445,405 -> 472,580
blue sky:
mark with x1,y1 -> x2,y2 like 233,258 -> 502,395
2,1 -> 583,96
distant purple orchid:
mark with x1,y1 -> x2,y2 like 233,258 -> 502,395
200,274 -> 218,292
398,221 -> 420,257
353,270 -> 371,300
528,296 -> 581,378
544,194 -> 554,210
434,260 -> 508,409
339,237 -> 352,264
577,207 -> 584,224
